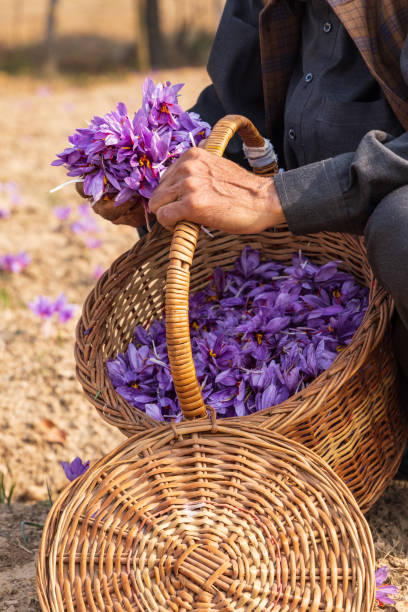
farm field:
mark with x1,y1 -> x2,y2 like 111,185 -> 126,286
0,68 -> 407,610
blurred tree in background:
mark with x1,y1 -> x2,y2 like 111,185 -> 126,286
44,0 -> 59,74
134,0 -> 164,70
0,0 -> 223,75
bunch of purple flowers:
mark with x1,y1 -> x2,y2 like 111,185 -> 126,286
107,247 -> 369,422
52,78 -> 210,215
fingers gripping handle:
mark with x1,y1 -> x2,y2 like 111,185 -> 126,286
165,115 -> 273,420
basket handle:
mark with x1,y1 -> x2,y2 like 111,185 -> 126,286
165,114 -> 278,419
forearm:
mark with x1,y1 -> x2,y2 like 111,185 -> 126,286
274,129 -> 408,235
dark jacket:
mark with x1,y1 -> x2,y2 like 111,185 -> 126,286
260,0 -> 408,138
192,0 -> 408,162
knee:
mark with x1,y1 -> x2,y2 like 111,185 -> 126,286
364,186 -> 408,299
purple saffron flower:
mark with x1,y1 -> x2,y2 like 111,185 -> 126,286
313,261 -> 341,283
9,192 -> 22,206
77,203 -> 93,217
143,77 -> 184,128
28,293 -> 76,323
53,205 -> 71,221
0,252 -> 31,273
134,324 -> 151,345
61,457 -> 90,481
145,403 -> 165,421
84,237 -> 102,249
27,296 -> 56,319
70,215 -> 100,235
236,246 -> 261,279
375,566 -> 398,606
255,383 -> 289,412
54,293 -> 76,323
93,264 -> 104,279
0,208 -> 11,219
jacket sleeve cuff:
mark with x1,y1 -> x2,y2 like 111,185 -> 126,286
273,157 -> 354,234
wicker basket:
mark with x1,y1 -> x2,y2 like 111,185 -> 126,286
75,115 -> 407,512
37,420 -> 376,611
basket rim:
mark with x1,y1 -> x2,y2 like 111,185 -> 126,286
75,223 -> 393,432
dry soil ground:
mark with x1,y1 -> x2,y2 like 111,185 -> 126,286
0,69 -> 407,609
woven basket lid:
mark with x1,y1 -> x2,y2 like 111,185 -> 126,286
37,421 -> 375,611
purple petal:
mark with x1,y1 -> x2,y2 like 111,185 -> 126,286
145,403 -> 164,421
61,457 -> 90,481
375,566 -> 389,586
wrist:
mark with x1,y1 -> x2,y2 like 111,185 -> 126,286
258,176 -> 286,229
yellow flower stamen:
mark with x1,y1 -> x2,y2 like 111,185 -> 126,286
333,289 -> 341,299
139,154 -> 151,168
131,382 -> 139,389
256,333 -> 263,345
209,349 -> 217,358
191,321 -> 199,330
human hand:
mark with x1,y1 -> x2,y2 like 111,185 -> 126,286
75,182 -> 146,228
148,147 -> 285,233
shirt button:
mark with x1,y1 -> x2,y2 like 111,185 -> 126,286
323,21 -> 332,33
305,72 -> 313,83
288,128 -> 296,140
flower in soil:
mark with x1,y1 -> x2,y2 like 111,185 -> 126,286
0,181 -> 22,207
61,457 -> 90,481
92,264 -> 104,279
53,205 -> 71,221
0,208 -> 11,219
27,295 -> 56,319
70,216 -> 100,235
107,248 -> 369,421
84,237 -> 102,249
0,252 -> 31,273
28,293 -> 76,323
52,77 -> 210,211
54,293 -> 77,323
71,203 -> 101,234
375,565 -> 398,606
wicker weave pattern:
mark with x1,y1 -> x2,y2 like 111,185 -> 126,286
37,423 -> 376,611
